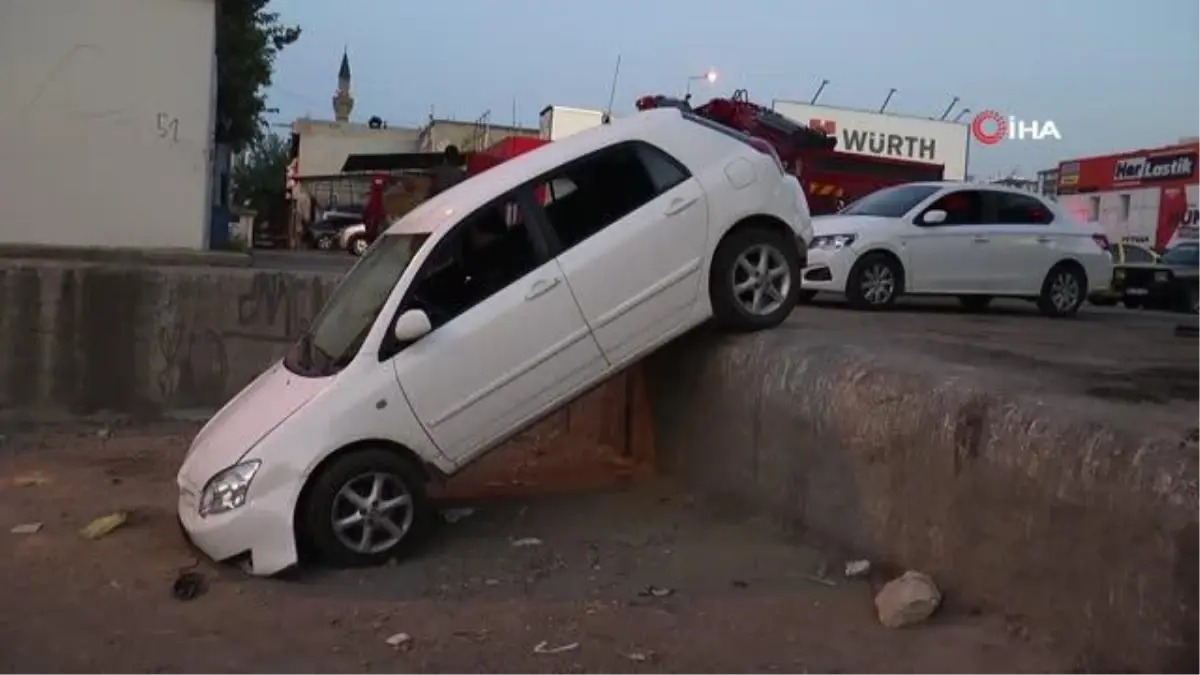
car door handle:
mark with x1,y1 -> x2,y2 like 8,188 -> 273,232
525,277 -> 561,301
664,197 -> 698,216
972,236 -> 990,243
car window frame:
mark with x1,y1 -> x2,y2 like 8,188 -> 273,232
1122,244 -> 1156,264
987,190 -> 1056,226
912,188 -> 992,227
377,184 -> 553,361
520,139 -> 693,256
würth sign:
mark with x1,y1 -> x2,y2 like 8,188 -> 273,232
809,119 -> 938,162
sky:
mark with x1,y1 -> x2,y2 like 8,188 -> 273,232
266,0 -> 1200,178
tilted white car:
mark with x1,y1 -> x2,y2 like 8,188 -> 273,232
799,182 -> 1113,316
177,108 -> 813,575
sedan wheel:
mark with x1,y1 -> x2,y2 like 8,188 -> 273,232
316,236 -> 334,251
350,236 -> 369,256
303,449 -> 433,567
709,226 -> 803,332
1037,264 -> 1086,317
846,253 -> 901,310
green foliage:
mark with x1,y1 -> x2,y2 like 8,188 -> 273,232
231,132 -> 290,214
216,0 -> 301,150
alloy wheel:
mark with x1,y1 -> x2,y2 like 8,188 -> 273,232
1050,271 -> 1080,312
861,263 -> 896,305
330,472 -> 415,554
730,244 -> 791,316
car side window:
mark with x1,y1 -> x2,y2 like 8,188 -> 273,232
923,190 -> 986,225
533,142 -> 684,253
634,143 -> 690,193
1122,245 -> 1154,264
404,193 -> 543,331
994,192 -> 1054,225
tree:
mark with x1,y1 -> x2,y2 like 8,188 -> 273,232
216,0 -> 301,150
231,132 -> 290,215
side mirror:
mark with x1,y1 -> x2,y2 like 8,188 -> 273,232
392,309 -> 432,343
921,209 -> 948,225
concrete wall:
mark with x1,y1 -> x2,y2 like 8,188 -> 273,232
642,326 -> 1198,673
0,0 -> 216,249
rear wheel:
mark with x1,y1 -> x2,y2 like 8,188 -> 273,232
846,252 -> 902,310
301,449 -> 435,567
1037,264 -> 1086,317
958,295 -> 993,312
709,226 -> 803,332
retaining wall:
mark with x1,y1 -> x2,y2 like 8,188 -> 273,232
0,257 -> 642,473
641,325 -> 1198,673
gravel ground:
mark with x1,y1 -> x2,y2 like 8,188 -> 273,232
0,423 -> 1072,673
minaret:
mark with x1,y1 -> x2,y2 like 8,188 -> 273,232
332,48 -> 354,123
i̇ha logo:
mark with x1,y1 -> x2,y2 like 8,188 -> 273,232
971,110 -> 1061,145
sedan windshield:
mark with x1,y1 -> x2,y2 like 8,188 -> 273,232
840,184 -> 942,218
285,233 -> 428,377
1162,244 -> 1198,267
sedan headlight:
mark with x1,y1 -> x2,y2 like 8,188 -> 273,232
198,460 -> 261,517
809,234 -> 857,251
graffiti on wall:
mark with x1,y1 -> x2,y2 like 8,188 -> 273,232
231,273 -> 328,343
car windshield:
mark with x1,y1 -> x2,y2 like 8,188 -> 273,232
1162,244 -> 1199,267
840,184 -> 942,217
284,233 -> 428,377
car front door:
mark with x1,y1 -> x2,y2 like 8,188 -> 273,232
528,141 -> 709,366
903,189 -> 993,293
982,191 -> 1062,294
386,189 -> 607,465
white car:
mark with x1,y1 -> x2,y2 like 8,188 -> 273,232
800,182 -> 1113,316
177,107 -> 812,575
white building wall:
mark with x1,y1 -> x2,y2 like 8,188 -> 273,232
293,120 -> 423,177
0,0 -> 217,249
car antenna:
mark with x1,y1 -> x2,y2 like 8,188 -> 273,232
602,54 -> 621,124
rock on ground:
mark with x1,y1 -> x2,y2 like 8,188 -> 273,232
875,570 -> 942,628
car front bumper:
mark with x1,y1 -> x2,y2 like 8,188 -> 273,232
177,478 -> 299,576
799,244 -> 856,293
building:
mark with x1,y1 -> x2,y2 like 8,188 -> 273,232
1036,168 -> 1059,199
0,0 -> 219,249
539,106 -> 606,141
772,100 -> 971,180
1056,141 -> 1198,250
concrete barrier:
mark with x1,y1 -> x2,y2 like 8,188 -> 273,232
642,325 -> 1198,672
0,257 -> 647,489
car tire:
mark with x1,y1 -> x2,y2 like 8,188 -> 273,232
709,226 -> 803,332
301,448 -> 435,568
796,289 -> 818,303
316,235 -> 334,251
958,295 -> 993,312
845,252 -> 902,310
348,234 -> 369,257
1037,263 -> 1087,317
1122,297 -> 1143,309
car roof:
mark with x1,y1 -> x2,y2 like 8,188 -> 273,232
387,108 -> 686,236
900,181 -> 1055,199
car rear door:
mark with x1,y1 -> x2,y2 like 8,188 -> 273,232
982,190 -> 1061,294
526,141 -> 709,367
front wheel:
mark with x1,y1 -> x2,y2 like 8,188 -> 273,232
348,234 -> 369,257
846,252 -> 902,310
1037,264 -> 1086,317
301,449 -> 435,568
709,226 -> 803,332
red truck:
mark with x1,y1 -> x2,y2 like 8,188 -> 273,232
635,90 -> 944,214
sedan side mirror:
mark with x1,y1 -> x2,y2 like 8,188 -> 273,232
921,209 -> 948,225
393,309 -> 432,343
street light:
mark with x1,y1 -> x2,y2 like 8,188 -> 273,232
685,69 -> 718,97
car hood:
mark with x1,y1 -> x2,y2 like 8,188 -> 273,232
811,215 -> 897,235
178,360 -> 332,488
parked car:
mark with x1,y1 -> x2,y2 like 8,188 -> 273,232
1089,242 -> 1161,306
177,107 -> 813,575
1112,241 -> 1199,313
798,182 -> 1113,317
305,217 -> 359,251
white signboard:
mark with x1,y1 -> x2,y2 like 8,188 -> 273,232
772,100 -> 970,180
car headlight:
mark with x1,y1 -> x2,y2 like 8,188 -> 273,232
809,234 -> 857,251
198,460 -> 261,517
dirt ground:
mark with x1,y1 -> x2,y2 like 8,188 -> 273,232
0,423 -> 1073,674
